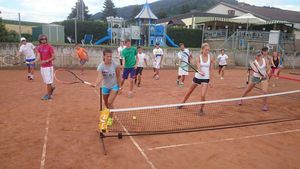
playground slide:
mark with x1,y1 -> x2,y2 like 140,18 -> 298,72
94,36 -> 111,45
94,29 -> 112,45
165,35 -> 179,48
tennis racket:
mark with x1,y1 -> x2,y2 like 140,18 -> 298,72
1,55 -> 25,66
249,60 -> 267,79
54,68 -> 94,86
177,60 -> 204,75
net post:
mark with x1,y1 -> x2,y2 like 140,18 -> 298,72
100,87 -> 103,111
99,132 -> 107,155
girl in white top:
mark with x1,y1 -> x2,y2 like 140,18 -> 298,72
178,43 -> 214,115
238,51 -> 270,111
217,48 -> 228,80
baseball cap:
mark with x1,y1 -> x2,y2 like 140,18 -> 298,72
155,42 -> 160,46
20,37 -> 26,41
255,51 -> 262,56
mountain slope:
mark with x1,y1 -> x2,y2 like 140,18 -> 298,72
92,0 -> 237,20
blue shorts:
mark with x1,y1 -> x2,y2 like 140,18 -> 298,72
102,85 -> 119,95
122,68 -> 135,79
80,59 -> 87,65
26,58 -> 35,68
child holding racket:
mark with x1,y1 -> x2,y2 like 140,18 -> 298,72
217,48 -> 228,80
16,37 -> 36,80
177,43 -> 192,87
36,35 -> 55,100
94,49 -> 121,109
238,51 -> 270,111
75,43 -> 89,75
178,43 -> 214,115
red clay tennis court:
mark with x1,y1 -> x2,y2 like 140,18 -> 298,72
0,68 -> 300,169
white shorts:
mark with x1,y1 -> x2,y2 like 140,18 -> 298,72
178,67 -> 189,76
41,66 -> 54,84
153,57 -> 161,69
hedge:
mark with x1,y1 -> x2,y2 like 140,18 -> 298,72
167,27 -> 202,48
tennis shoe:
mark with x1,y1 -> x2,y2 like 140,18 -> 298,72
179,82 -> 184,88
176,79 -> 179,85
177,105 -> 183,109
128,91 -> 133,98
262,105 -> 268,111
199,109 -> 205,116
41,94 -> 51,100
237,100 -> 243,105
221,77 -> 224,80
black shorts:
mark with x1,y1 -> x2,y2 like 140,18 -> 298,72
219,65 -> 227,68
193,77 -> 210,85
135,67 -> 144,75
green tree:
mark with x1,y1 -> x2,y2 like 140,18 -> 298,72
61,20 -> 107,43
102,0 -> 117,20
67,1 -> 92,20
0,19 -> 19,42
180,5 -> 190,14
128,5 -> 141,23
156,10 -> 168,19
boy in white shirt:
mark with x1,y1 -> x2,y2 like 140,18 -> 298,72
152,42 -> 164,80
217,48 -> 228,80
117,41 -> 125,66
177,43 -> 192,86
16,37 -> 37,80
135,46 -> 148,87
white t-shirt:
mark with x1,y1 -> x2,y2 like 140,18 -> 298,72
117,46 -> 125,59
217,54 -> 228,66
19,43 -> 36,59
153,48 -> 164,58
137,53 -> 147,67
178,48 -> 190,66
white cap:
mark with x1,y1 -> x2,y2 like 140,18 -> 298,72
20,37 -> 26,41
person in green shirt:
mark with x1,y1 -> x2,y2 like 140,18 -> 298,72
120,39 -> 139,98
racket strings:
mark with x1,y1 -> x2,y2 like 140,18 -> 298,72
55,70 -> 81,84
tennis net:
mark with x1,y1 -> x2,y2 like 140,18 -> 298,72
106,90 -> 300,137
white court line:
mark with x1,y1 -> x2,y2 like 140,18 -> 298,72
147,129 -> 300,151
93,89 -> 156,169
117,117 -> 157,169
40,105 -> 52,169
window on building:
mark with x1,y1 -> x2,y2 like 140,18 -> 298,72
228,10 -> 235,16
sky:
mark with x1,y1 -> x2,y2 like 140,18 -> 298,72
0,0 -> 299,23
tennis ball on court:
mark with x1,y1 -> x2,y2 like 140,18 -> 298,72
132,116 -> 137,120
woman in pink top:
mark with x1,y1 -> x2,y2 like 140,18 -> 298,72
36,34 -> 56,100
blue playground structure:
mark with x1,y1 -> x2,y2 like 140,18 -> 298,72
165,35 -> 179,47
94,29 -> 112,45
94,1 -> 178,47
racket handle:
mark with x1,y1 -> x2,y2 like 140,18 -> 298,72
84,81 -> 93,86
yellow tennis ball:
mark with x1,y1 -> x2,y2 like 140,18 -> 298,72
132,116 -> 137,120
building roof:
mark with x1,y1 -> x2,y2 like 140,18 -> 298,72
167,19 -> 186,26
135,2 -> 158,20
157,12 -> 234,24
216,2 -> 300,23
